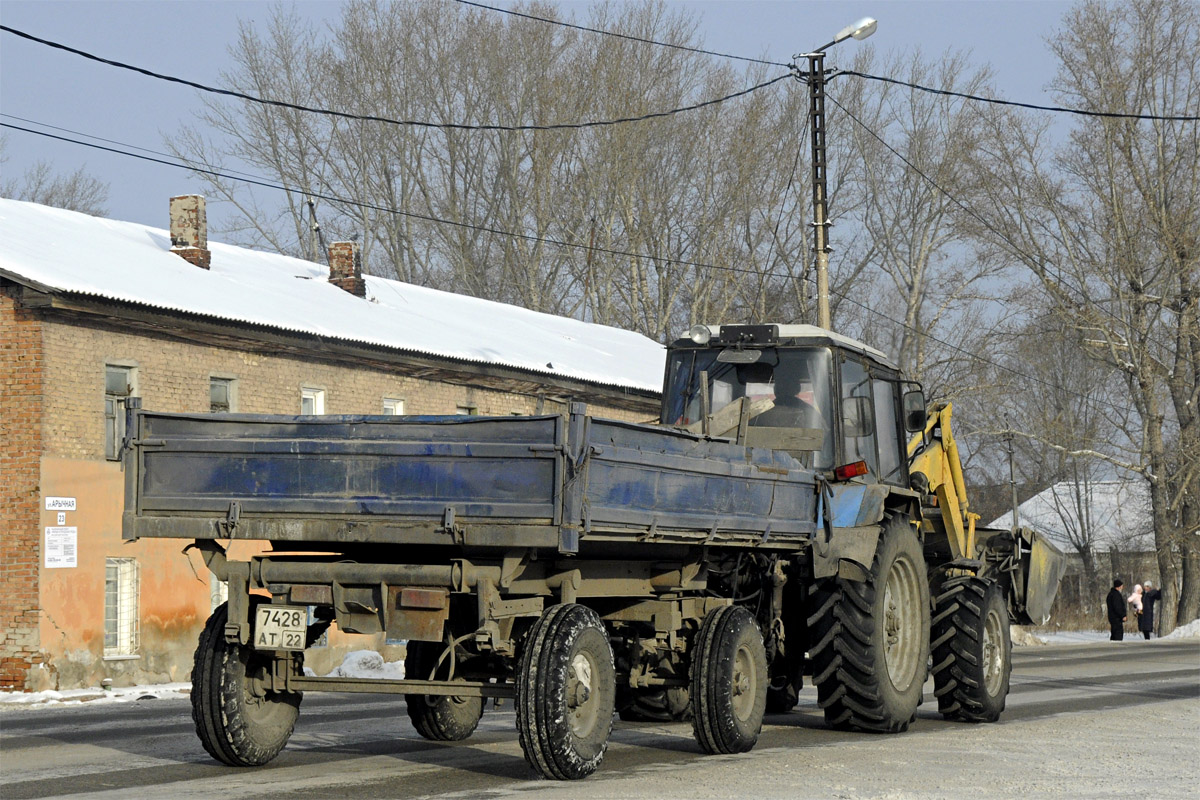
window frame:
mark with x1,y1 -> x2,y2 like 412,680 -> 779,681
104,557 -> 140,659
300,386 -> 326,415
104,363 -> 137,461
382,397 -> 405,415
209,375 -> 237,413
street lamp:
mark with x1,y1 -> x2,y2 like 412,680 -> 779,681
797,16 -> 877,331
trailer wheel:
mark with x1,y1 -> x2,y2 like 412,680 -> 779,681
404,640 -> 483,741
516,604 -> 615,780
617,686 -> 691,722
191,601 -> 301,767
690,605 -> 767,754
806,516 -> 930,733
931,576 -> 1011,722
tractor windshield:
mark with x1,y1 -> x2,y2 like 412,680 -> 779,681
662,347 -> 834,468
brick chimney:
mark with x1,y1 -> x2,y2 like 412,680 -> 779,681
169,195 -> 211,269
328,241 -> 366,297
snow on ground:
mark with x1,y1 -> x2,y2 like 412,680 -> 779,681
1013,618 -> 1200,646
0,650 -> 406,710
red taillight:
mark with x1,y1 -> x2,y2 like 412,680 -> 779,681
834,460 -> 869,481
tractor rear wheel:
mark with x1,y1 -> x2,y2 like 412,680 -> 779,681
806,516 -> 930,733
931,576 -> 1011,722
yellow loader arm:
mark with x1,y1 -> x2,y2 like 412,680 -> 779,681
908,401 -> 1067,624
907,402 -> 978,561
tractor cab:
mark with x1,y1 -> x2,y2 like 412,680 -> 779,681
662,324 -> 926,486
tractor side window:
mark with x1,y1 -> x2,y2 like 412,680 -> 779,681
873,379 -> 904,484
840,358 -> 879,478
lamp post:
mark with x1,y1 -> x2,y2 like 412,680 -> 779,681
797,16 -> 877,331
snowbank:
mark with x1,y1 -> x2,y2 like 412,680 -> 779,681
1,650 -> 405,710
0,682 -> 190,708
1162,618 -> 1200,640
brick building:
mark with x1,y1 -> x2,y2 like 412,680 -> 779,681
0,196 -> 664,691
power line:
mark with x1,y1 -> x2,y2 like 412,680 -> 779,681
838,70 -> 1200,122
0,113 -> 267,183
452,0 -> 791,68
0,24 -> 790,132
824,91 -> 1109,321
0,119 -> 1140,418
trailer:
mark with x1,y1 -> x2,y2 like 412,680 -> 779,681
122,323 -> 1064,779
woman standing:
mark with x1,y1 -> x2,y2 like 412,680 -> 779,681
1139,581 -> 1163,640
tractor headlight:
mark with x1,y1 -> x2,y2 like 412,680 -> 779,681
688,325 -> 712,345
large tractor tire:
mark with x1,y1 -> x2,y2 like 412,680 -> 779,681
404,640 -> 484,742
516,604 -> 616,780
690,605 -> 768,754
806,517 -> 930,733
191,601 -> 302,766
930,575 -> 1011,722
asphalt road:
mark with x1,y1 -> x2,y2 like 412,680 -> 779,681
2,640 -> 1197,800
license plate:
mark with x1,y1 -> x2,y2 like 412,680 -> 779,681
254,605 -> 307,651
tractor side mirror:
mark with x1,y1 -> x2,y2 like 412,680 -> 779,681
903,390 -> 927,432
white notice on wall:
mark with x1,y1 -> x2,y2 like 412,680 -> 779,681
45,527 -> 78,568
45,497 -> 77,511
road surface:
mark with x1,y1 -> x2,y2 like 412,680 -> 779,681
2,640 -> 1197,799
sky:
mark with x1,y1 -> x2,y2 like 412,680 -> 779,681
1,0 -> 1074,235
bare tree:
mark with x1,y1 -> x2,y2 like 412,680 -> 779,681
971,0 -> 1200,629
1,139 -> 109,216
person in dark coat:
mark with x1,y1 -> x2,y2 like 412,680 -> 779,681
1139,580 -> 1163,639
1106,579 -> 1127,640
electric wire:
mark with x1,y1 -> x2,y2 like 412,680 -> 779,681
839,70 -> 1200,122
1,119 -> 1140,419
0,24 -> 790,132
823,90 -> 1129,330
451,0 -> 792,68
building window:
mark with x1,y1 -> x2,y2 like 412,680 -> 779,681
210,574 -> 228,612
455,405 -> 477,415
382,397 -> 405,415
104,365 -> 134,461
104,558 -> 139,657
210,377 -> 236,413
301,387 -> 325,415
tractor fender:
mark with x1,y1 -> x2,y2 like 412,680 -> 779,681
813,483 -> 920,580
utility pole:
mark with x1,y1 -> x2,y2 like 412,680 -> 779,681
796,17 -> 877,331
807,51 -> 833,330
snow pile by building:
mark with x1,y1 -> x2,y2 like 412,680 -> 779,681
0,682 -> 189,708
315,649 -> 406,680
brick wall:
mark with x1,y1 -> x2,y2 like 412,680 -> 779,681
41,319 -> 647,458
1,286 -> 44,691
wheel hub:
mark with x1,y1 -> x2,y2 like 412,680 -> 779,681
982,606 -> 1005,695
567,652 -> 599,737
882,555 -> 921,691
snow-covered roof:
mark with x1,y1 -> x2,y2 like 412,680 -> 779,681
0,198 -> 665,393
986,480 -> 1152,553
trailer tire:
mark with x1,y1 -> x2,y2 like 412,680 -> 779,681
404,641 -> 483,742
516,604 -> 615,780
617,686 -> 691,722
191,601 -> 301,767
690,605 -> 767,754
931,576 -> 1011,722
806,517 -> 929,733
